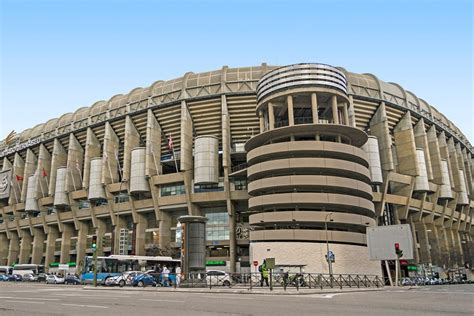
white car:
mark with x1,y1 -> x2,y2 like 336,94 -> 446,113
105,271 -> 140,287
46,275 -> 65,284
206,270 -> 231,287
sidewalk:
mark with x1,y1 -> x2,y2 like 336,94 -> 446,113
83,285 -> 385,295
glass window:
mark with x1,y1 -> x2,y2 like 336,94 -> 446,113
161,183 -> 185,196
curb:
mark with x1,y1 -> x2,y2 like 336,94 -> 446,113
82,286 -> 385,295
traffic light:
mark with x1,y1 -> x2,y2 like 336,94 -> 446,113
101,236 -> 107,248
394,243 -> 403,258
91,235 -> 97,249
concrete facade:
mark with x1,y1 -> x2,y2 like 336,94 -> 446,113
0,63 -> 472,277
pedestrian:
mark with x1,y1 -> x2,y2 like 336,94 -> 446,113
162,265 -> 170,287
175,266 -> 181,287
259,260 -> 269,287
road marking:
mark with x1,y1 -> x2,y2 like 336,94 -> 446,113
7,301 -> 45,304
62,303 -> 108,309
139,299 -> 185,303
197,295 -> 254,300
0,296 -> 59,301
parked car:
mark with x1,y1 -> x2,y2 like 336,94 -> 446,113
64,275 -> 81,285
206,270 -> 231,287
131,273 -> 157,287
23,273 -> 38,282
46,274 -> 65,284
8,274 -> 23,282
0,274 -> 9,281
105,271 -> 140,287
37,273 -> 49,283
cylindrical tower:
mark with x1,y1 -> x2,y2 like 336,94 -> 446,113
130,147 -> 150,193
54,167 -> 69,206
88,158 -> 106,200
194,136 -> 219,184
247,63 -> 380,275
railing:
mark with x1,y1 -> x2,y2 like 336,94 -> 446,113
180,272 -> 384,290
231,162 -> 248,173
294,116 -> 313,125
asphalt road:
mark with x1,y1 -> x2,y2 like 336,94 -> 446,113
0,283 -> 472,315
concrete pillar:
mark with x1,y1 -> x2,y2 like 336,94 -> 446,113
331,95 -> 339,124
287,95 -> 294,126
268,103 -> 275,130
44,226 -> 59,269
343,103 -> 349,126
83,128 -> 101,189
60,224 -> 74,264
7,231 -> 20,265
159,211 -> 172,249
394,112 -> 419,176
414,221 -> 432,264
123,116 -> 141,182
0,233 -> 9,265
75,221 -> 89,268
96,218 -> 107,257
426,223 -> 441,266
437,226 -> 451,269
135,214 -> 148,256
19,230 -> 33,264
369,102 -> 394,171
258,111 -> 264,132
311,93 -> 318,124
31,227 -> 45,264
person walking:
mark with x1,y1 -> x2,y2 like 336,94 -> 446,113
259,260 -> 269,287
162,266 -> 170,287
175,266 -> 181,287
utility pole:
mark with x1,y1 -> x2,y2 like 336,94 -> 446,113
92,235 -> 97,287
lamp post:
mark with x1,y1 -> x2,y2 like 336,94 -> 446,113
324,212 -> 334,280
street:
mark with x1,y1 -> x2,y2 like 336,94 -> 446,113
0,283 -> 472,315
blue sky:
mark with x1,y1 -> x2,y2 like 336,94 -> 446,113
1,0 -> 472,141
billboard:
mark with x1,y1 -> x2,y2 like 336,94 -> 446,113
0,169 -> 12,200
366,224 -> 414,260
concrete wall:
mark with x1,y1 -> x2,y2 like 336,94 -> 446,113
250,242 -> 382,276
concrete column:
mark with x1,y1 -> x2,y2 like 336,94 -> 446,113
287,95 -> 294,126
311,93 -> 318,124
96,218 -> 107,257
258,110 -> 264,132
7,231 -> 20,265
19,230 -> 33,264
409,221 -> 420,263
135,214 -> 148,256
437,226 -> 451,269
75,221 -> 88,268
31,227 -> 45,264
414,221 -> 432,264
0,233 -> 9,265
369,102 -> 394,171
44,226 -> 59,269
60,224 -> 74,264
453,230 -> 464,266
159,211 -> 172,249
268,103 -> 275,130
343,103 -> 349,126
426,223 -> 441,266
331,95 -> 339,124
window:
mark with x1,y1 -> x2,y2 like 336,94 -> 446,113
161,183 -> 185,196
233,179 -> 247,190
194,182 -> 224,193
113,192 -> 129,203
78,200 -> 90,210
205,212 -> 230,241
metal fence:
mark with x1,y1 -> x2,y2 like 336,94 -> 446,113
180,272 -> 384,290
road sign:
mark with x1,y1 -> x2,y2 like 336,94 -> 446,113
366,224 -> 414,260
266,258 -> 275,269
253,261 -> 258,267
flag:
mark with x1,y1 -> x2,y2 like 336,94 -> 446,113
167,134 -> 173,151
15,174 -> 23,182
42,168 -> 48,177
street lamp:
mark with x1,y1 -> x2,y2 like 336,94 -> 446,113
324,212 -> 334,278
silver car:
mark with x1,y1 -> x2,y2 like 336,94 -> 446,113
46,274 -> 65,284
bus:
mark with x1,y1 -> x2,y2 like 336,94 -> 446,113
81,255 -> 180,284
0,266 -> 13,275
12,264 -> 45,276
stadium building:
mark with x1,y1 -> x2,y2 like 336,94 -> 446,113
0,63 -> 472,278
